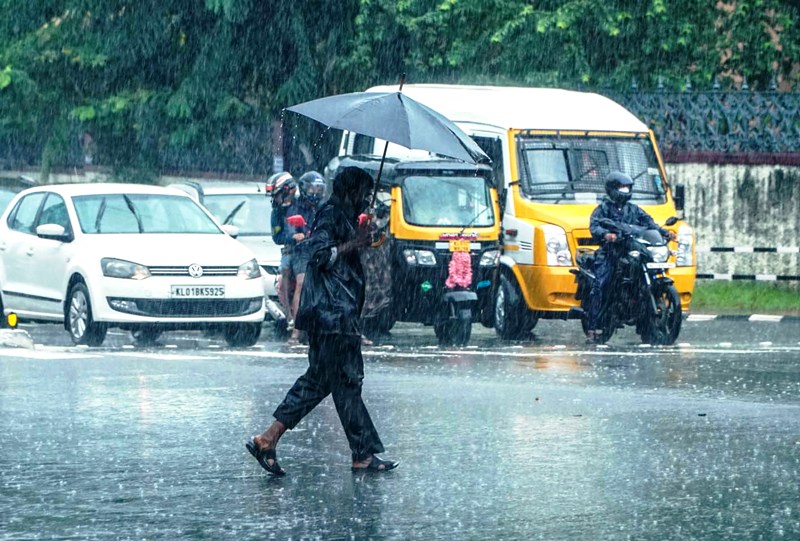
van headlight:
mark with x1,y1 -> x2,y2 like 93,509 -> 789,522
675,224 -> 694,267
541,225 -> 572,266
479,249 -> 500,267
403,249 -> 436,266
238,259 -> 261,279
101,258 -> 151,280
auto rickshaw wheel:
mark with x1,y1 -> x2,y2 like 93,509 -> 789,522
434,306 -> 472,347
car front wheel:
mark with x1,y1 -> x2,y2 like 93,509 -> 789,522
66,282 -> 107,346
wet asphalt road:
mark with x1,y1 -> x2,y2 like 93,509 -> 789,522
1,320 -> 799,540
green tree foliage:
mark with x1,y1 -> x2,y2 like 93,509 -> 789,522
0,0 -> 798,176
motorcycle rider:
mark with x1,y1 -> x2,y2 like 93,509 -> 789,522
288,171 -> 327,342
586,171 -> 677,343
270,173 -> 303,332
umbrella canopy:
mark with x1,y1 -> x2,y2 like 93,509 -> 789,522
285,91 -> 489,165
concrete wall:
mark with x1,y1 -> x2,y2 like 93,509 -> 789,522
666,163 -> 800,277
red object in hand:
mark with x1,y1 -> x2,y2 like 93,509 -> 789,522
358,213 -> 371,226
286,214 -> 306,228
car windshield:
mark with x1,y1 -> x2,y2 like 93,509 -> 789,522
402,175 -> 494,227
73,193 -> 222,234
518,135 -> 667,205
202,193 -> 272,236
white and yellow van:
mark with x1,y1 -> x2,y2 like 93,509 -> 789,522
341,84 -> 695,339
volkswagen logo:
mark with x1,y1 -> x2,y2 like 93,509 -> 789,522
188,264 -> 204,278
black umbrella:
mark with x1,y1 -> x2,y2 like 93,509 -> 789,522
285,90 -> 489,166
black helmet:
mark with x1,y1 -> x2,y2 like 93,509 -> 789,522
605,171 -> 634,205
298,170 -> 327,205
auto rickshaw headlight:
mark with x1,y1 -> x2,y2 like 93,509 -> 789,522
403,249 -> 436,266
479,250 -> 500,267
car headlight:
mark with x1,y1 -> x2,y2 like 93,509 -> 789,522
238,258 -> 261,279
403,249 -> 436,266
646,245 -> 670,263
479,249 -> 500,267
541,224 -> 572,266
101,258 -> 151,280
675,224 -> 694,267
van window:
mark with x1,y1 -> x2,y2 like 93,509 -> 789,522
518,136 -> 667,204
402,175 -> 494,227
473,136 -> 504,187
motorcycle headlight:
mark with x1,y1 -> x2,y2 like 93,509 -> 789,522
646,245 -> 670,263
238,258 -> 261,279
675,224 -> 694,267
479,249 -> 500,267
542,224 -> 572,266
403,249 -> 437,266
101,258 -> 151,280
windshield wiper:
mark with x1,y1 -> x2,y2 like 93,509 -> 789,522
122,194 -> 144,233
458,204 -> 493,236
223,201 -> 246,225
94,197 -> 107,233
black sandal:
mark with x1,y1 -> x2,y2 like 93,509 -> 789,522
352,455 -> 399,473
246,437 -> 286,476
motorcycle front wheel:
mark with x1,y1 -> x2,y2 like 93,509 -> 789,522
641,284 -> 682,345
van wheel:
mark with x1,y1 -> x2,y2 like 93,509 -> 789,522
494,274 -> 533,340
66,282 -> 107,346
224,322 -> 262,347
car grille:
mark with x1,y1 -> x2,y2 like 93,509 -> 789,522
148,266 -> 239,277
108,297 -> 263,317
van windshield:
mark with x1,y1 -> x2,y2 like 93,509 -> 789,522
402,175 -> 495,227
518,136 -> 667,205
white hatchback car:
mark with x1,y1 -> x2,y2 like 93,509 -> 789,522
167,180 -> 286,324
0,183 -> 265,346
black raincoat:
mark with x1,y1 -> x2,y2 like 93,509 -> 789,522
587,196 -> 668,330
294,194 -> 365,336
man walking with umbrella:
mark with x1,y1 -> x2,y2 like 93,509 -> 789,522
247,166 -> 398,475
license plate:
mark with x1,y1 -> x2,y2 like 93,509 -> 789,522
646,262 -> 676,270
449,239 -> 471,252
170,285 -> 225,298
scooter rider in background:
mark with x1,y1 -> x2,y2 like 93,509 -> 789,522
288,171 -> 327,342
586,171 -> 677,344
270,173 -> 302,333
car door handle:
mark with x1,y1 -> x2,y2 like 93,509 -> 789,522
26,247 -> 35,256
0,242 -> 6,251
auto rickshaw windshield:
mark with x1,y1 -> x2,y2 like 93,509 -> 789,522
402,175 -> 495,227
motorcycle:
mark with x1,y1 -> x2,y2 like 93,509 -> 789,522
571,217 -> 682,345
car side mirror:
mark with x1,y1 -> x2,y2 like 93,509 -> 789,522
36,223 -> 72,242
222,224 -> 240,238
673,184 -> 685,212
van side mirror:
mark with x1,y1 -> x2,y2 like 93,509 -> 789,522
673,184 -> 685,212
